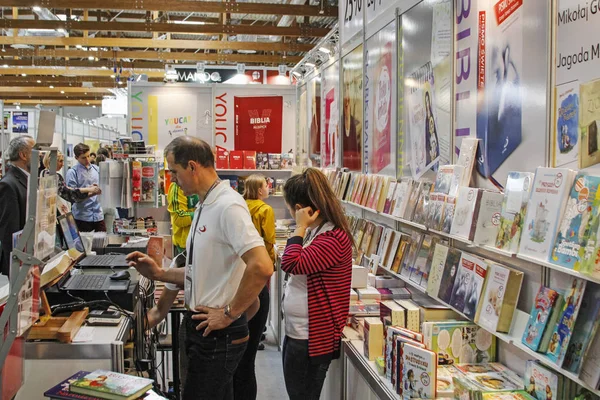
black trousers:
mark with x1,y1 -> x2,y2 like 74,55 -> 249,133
233,285 -> 270,400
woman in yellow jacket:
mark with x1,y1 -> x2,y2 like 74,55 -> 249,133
234,174 -> 276,400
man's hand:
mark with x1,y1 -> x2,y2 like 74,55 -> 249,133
192,306 -> 234,336
126,251 -> 163,281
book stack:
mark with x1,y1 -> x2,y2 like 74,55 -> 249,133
214,151 -> 293,170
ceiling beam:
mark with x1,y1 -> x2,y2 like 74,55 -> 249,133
0,1 -> 337,17
3,99 -> 102,105
0,86 -> 109,93
1,48 -> 302,64
0,36 -> 313,52
0,67 -> 164,77
0,18 -> 330,37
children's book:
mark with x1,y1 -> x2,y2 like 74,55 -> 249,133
495,171 -> 534,253
426,243 -> 450,298
562,284 -> 600,374
69,370 -> 153,400
538,294 -> 566,354
452,363 -> 524,397
550,173 -> 600,270
481,392 -> 536,400
451,187 -> 481,240
436,247 -> 462,304
399,343 -> 437,399
473,190 -> 505,246
422,321 -> 496,365
450,252 -> 487,315
524,360 -> 562,400
436,365 -> 456,397
441,196 -> 456,234
518,168 -> 575,261
522,286 -> 561,352
545,277 -> 587,366
580,332 -> 600,390
392,332 -> 426,391
463,256 -> 488,320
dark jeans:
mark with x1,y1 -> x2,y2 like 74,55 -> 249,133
282,336 -> 331,400
183,312 -> 249,400
233,285 -> 270,400
75,219 -> 106,232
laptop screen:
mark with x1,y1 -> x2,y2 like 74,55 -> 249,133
58,213 -> 85,254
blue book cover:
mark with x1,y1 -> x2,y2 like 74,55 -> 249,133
522,286 -> 560,352
545,278 -> 587,366
44,371 -> 98,400
550,174 -> 600,270
562,286 -> 600,374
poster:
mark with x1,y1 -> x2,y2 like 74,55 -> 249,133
308,76 -> 321,166
234,96 -> 283,153
322,62 -> 340,168
402,0 -> 452,179
155,93 -> 197,152
555,0 -> 600,169
34,175 -> 58,261
3,111 -> 8,130
12,112 -> 28,134
342,44 -> 364,171
365,20 -> 396,176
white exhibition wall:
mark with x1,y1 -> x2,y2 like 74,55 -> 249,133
128,82 -> 296,155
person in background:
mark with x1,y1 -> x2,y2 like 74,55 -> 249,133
0,135 -> 35,275
41,150 -> 101,214
127,136 -> 273,400
280,168 -> 353,400
66,143 -> 105,232
37,152 -> 46,177
168,181 -> 198,255
234,174 -> 276,399
97,147 -> 110,160
89,152 -> 97,165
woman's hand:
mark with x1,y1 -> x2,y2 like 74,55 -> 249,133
295,207 -> 320,229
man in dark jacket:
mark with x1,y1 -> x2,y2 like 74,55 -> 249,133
0,135 -> 35,275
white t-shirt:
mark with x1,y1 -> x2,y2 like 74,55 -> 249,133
184,180 -> 265,309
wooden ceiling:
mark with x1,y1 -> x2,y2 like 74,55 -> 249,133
0,0 -> 335,106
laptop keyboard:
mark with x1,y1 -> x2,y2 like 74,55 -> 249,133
82,255 -> 120,266
69,274 -> 107,290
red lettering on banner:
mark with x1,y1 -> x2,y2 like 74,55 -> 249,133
494,0 -> 523,25
215,92 -> 229,147
477,11 -> 486,91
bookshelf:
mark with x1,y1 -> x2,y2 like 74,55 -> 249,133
343,200 -> 600,397
216,169 -> 293,174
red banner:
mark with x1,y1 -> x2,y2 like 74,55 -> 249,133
234,96 -> 283,153
494,0 -> 523,25
477,11 -> 486,91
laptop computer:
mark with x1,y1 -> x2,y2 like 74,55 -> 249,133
57,213 -> 129,268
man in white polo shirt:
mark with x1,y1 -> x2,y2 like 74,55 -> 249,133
127,137 -> 273,400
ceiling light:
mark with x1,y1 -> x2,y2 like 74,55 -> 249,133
172,20 -> 206,25
32,6 -> 41,11
92,105 -> 96,108
2,64 -> 7,68
36,80 -> 41,83
76,45 -> 82,49
21,73 -> 26,77
110,74 -> 115,78
88,56 -> 94,61
304,62 -> 315,68
318,46 -> 331,54
117,81 -> 123,85
49,85 -> 54,88
86,102 -> 90,105
60,91 -> 65,94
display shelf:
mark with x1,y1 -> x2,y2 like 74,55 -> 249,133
342,201 -> 428,231
217,169 -> 293,174
516,253 -> 600,285
428,229 -> 474,247
377,266 -> 427,294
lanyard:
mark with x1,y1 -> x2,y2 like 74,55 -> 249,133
185,178 -> 221,308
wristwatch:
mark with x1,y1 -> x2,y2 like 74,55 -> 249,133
224,304 -> 241,321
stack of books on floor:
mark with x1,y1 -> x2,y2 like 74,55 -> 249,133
45,370 -> 164,400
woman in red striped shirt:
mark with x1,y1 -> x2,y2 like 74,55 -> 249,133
281,168 -> 354,400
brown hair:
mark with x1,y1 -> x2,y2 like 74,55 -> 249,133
283,168 -> 354,247
243,174 -> 266,200
73,143 -> 90,158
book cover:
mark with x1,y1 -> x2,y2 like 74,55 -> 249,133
141,162 -> 157,203
391,332 -> 426,390
413,190 -> 432,226
400,231 -> 424,280
562,284 -> 600,374
519,168 -> 574,261
482,392 -> 536,400
70,370 -> 153,399
426,243 -> 450,298
473,191 -> 504,246
476,264 -> 511,333
453,363 -> 524,394
522,286 -> 561,352
451,187 -> 481,240
390,235 -> 412,274
367,225 -> 384,258
409,234 -> 437,289
281,153 -> 294,169
351,175 -> 365,204
550,173 -> 600,270
464,257 -> 488,320
256,152 -> 269,169
524,361 -> 561,400
545,278 -> 587,366
456,137 -> 479,187
436,247 -> 462,304
580,332 -> 600,390
216,148 -> 230,169
404,180 -> 425,220
580,79 -> 600,169
360,176 -> 375,206
400,343 -> 437,399
436,366 -> 456,397
441,196 -> 456,234
383,181 -> 397,214
495,172 -> 534,253
384,231 -> 402,270
364,317 -> 384,361
267,153 -> 281,170
376,228 -> 392,261
538,294 -> 565,354
367,176 -> 384,210
131,160 -> 142,202
554,82 -> 579,168
376,177 -> 392,213
433,164 -> 464,197
427,193 -> 446,230
45,371 -> 99,400
392,177 -> 413,218
422,321 -> 496,365
243,150 -> 257,169
229,150 -> 244,169
450,252 -> 486,315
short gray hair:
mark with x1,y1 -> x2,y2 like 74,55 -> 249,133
6,135 -> 34,162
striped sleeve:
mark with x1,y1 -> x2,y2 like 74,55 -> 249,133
168,184 -> 193,228
281,229 -> 351,275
